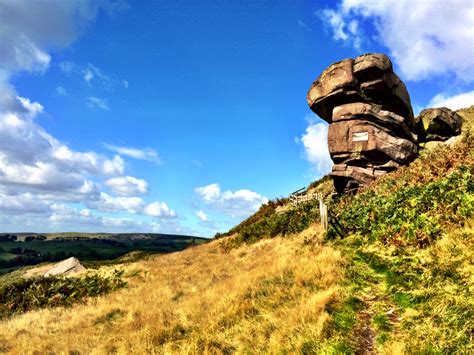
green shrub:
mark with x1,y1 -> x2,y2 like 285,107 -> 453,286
328,134 -> 473,246
221,198 -> 321,249
0,270 -> 126,319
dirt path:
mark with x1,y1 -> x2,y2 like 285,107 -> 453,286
354,303 -> 376,354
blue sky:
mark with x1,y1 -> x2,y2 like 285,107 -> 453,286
1,0 -> 473,237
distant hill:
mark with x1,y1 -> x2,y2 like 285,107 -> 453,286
0,232 -> 208,274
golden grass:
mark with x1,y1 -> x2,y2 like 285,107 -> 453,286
379,223 -> 474,353
0,224 -> 345,354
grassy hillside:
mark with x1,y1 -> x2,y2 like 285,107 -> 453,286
0,107 -> 472,354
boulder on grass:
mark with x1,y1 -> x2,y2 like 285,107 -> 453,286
26,257 -> 86,277
416,107 -> 463,142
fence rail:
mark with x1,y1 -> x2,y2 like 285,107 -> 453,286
289,190 -> 329,230
289,192 -> 322,207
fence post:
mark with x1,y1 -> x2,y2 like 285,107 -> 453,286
319,198 -> 328,231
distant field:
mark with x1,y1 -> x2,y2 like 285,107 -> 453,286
0,233 -> 207,274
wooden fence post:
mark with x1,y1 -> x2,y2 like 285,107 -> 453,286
319,198 -> 328,231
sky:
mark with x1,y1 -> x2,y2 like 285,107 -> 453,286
0,0 -> 473,237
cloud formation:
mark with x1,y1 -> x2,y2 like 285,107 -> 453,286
195,183 -> 268,218
0,1 -> 107,76
143,202 -> 177,218
56,86 -> 68,96
428,91 -> 474,111
104,144 -> 162,164
297,118 -> 333,176
0,94 -> 123,198
196,210 -> 208,222
0,0 -> 178,233
87,96 -> 110,111
83,64 -> 110,85
49,204 -> 161,232
105,176 -> 148,196
320,0 -> 474,82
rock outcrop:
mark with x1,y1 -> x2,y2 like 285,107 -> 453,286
26,257 -> 86,277
416,107 -> 463,142
307,53 -> 418,194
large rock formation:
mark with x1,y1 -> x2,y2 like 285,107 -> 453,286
307,53 -> 418,194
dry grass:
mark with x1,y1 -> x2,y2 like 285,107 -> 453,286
380,224 -> 474,353
0,225 -> 345,354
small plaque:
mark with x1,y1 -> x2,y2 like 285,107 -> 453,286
352,131 -> 368,142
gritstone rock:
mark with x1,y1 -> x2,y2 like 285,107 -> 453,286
307,53 -> 418,194
24,257 -> 87,278
307,53 -> 415,128
43,257 -> 86,276
416,107 -> 463,142
307,54 -> 465,194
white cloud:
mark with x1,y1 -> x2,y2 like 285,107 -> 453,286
58,60 -> 124,90
0,192 -> 51,215
0,1 -> 105,76
321,0 -> 474,81
49,203 -> 161,233
0,95 -> 124,198
86,96 -> 110,111
196,183 -> 221,202
103,144 -> 161,164
56,86 -> 68,96
143,201 -> 177,218
49,203 -> 101,226
101,155 -> 125,175
87,193 -> 145,214
0,0 -> 181,233
195,183 -> 268,218
322,9 -> 349,41
86,193 -> 177,219
106,176 -> 148,196
196,210 -> 208,222
428,91 -> 474,111
59,61 -> 74,73
82,64 -> 109,85
297,118 -> 333,175
83,69 -> 94,82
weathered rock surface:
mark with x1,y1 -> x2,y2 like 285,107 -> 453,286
26,257 -> 86,277
307,54 -> 465,194
328,119 -> 418,166
307,53 -> 414,128
332,103 -> 417,143
307,53 -> 419,194
416,107 -> 463,142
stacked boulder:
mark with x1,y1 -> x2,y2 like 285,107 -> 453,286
416,107 -> 463,143
307,53 -> 419,194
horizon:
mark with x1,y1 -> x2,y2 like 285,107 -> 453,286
1,0 -> 473,237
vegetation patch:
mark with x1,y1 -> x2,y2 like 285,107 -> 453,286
325,134 -> 473,353
0,270 -> 126,319
217,176 -> 333,249
219,198 -> 322,250
329,135 -> 473,245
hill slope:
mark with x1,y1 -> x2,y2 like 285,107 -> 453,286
0,107 -> 472,354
